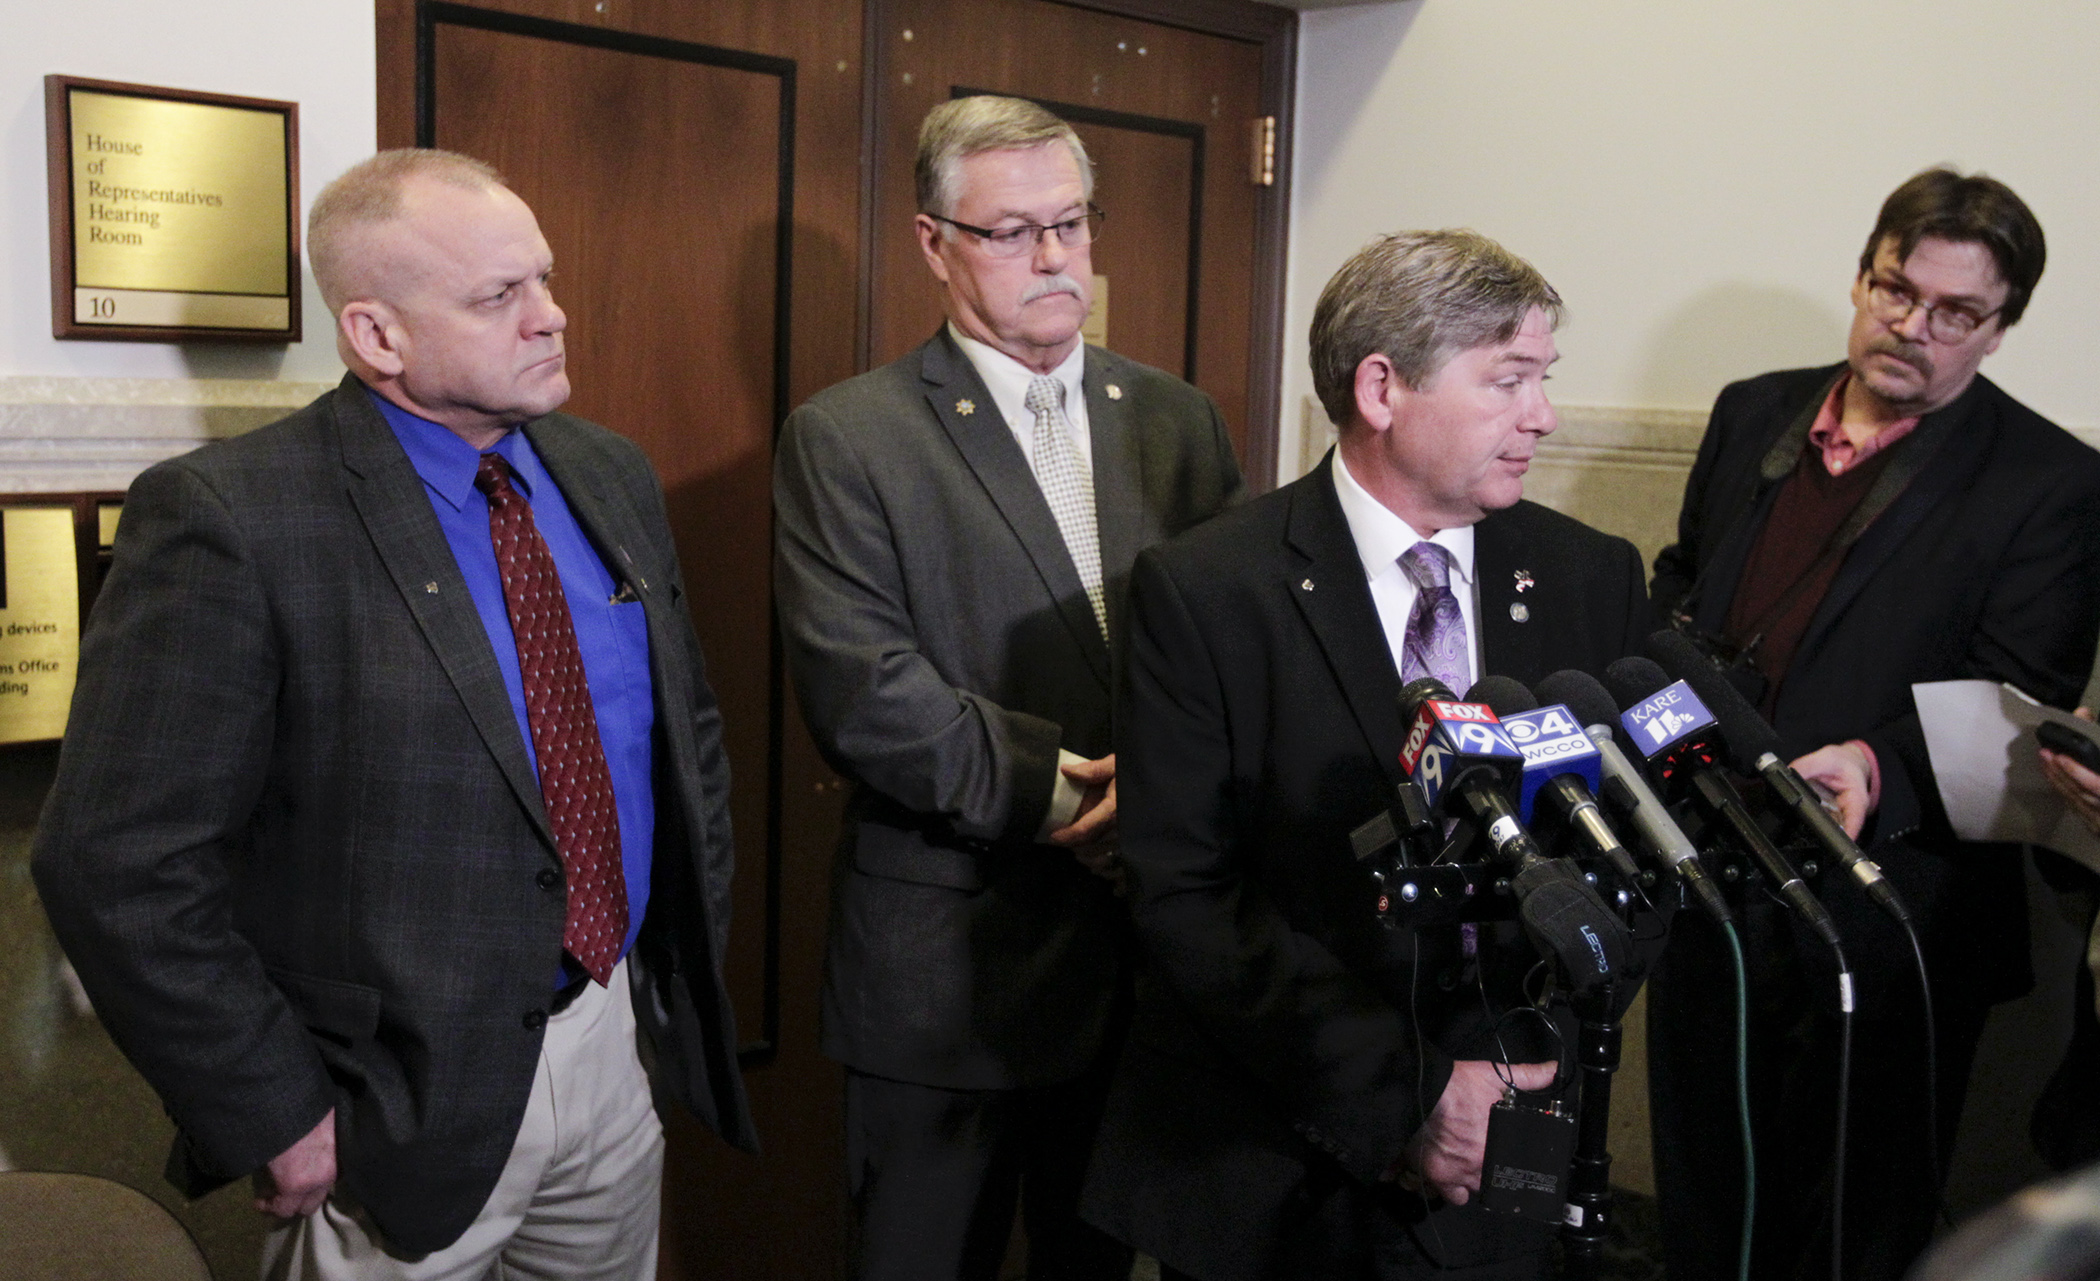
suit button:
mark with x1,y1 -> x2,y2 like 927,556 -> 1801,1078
523,1009 -> 547,1031
536,869 -> 561,891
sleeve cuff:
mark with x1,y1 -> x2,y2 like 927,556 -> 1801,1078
1035,749 -> 1087,842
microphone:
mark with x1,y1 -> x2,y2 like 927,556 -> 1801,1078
1645,631 -> 1911,926
1606,656 -> 1841,947
1533,669 -> 1734,926
1468,676 -> 1644,890
1398,676 -> 1528,856
1400,677 -> 1632,994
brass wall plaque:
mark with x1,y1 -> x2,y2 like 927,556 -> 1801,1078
1081,273 -> 1109,348
0,508 -> 84,746
47,76 -> 300,344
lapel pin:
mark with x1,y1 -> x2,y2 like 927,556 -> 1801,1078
956,398 -> 975,416
1514,570 -> 1534,593
424,581 -> 439,594
1107,384 -> 1123,400
1301,578 -> 1315,592
1509,602 -> 1530,623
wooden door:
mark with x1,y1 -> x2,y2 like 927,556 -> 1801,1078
383,2 -> 864,1276
379,2 -> 1288,1276
868,0 -> 1293,488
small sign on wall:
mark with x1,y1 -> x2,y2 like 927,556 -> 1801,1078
45,75 -> 300,344
0,507 -> 84,745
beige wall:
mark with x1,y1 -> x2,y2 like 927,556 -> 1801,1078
0,0 -> 370,492
1283,0 -> 2100,559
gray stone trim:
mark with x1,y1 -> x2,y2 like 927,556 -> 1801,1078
0,377 -> 337,492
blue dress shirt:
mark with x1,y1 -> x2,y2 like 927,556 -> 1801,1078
373,389 -> 655,974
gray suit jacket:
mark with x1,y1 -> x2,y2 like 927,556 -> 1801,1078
32,376 -> 756,1255
774,329 -> 1243,1089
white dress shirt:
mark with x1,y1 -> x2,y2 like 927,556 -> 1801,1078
949,324 -> 1093,472
1329,449 -> 1481,692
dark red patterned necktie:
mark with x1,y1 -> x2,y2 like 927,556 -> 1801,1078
475,454 -> 627,985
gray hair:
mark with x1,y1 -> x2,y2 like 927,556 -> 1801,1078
915,95 -> 1092,220
1309,230 -> 1563,426
309,148 -> 503,313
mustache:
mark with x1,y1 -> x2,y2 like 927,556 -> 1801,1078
1021,274 -> 1086,304
1869,335 -> 1932,378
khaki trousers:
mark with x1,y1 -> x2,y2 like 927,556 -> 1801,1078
262,958 -> 664,1281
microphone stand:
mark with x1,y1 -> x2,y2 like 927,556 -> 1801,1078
1562,975 -> 1623,1280
1371,858 -> 1643,1281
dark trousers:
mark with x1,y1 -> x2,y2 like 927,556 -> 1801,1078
1648,903 -> 1990,1281
846,1065 -> 1132,1281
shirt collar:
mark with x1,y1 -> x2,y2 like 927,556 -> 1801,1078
1330,449 -> 1474,585
1808,371 -> 1920,476
367,385 -> 532,510
948,323 -> 1086,430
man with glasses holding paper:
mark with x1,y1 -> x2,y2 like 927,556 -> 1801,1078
774,95 -> 1241,1279
1648,168 -> 2100,1281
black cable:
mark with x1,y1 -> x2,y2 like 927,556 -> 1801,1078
1721,919 -> 1754,1281
1830,946 -> 1855,1281
1902,921 -> 1954,1229
1479,959 -> 1571,1096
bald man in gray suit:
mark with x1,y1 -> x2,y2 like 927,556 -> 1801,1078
774,96 -> 1241,1280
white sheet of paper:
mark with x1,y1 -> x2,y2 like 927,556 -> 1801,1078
1913,678 -> 2100,873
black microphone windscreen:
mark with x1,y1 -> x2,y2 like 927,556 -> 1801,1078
1644,629 -> 1785,764
1465,675 -> 1537,718
1643,629 -> 1715,685
1398,676 -> 1456,722
1534,669 -> 1620,735
1604,655 -> 1672,709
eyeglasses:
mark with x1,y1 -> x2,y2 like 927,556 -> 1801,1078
1861,274 -> 2001,344
930,206 -> 1105,258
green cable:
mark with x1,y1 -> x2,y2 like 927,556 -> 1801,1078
1723,919 -> 1754,1281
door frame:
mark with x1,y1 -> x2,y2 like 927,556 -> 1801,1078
387,0 -> 798,1067
862,0 -> 1295,491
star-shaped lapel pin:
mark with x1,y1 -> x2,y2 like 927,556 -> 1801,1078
1106,384 -> 1123,401
956,399 -> 975,416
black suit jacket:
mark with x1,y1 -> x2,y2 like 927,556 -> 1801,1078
774,329 -> 1243,1089
1653,363 -> 2100,1000
1081,460 -> 1647,1280
32,377 -> 757,1255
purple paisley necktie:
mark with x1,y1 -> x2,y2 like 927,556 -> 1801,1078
1399,541 -> 1470,695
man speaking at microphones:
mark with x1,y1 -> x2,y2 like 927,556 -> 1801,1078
1081,232 -> 1647,1281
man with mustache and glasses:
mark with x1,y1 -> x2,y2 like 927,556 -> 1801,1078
773,95 -> 1241,1280
1648,168 -> 2100,1281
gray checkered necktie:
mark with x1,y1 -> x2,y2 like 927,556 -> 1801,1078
1024,375 -> 1106,639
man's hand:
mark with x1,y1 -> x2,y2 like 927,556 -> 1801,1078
1791,741 -> 1874,839
1049,755 -> 1116,843
253,1109 -> 336,1219
1395,1060 -> 1556,1205
2040,708 -> 2100,837
1049,755 -> 1122,888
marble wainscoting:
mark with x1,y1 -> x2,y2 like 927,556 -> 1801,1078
1294,397 -> 1708,568
0,376 -> 337,494
0,374 -> 335,1280
1523,403 -> 1705,568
